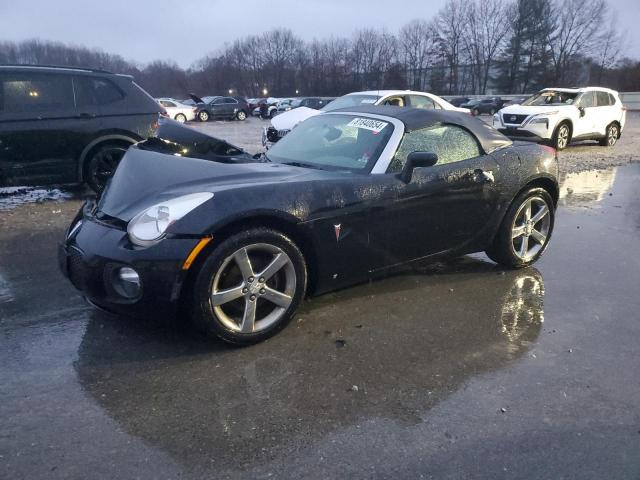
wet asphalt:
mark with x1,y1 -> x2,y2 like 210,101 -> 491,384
1,164 -> 640,479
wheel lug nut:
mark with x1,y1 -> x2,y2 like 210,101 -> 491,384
248,276 -> 254,282
259,288 -> 265,295
250,295 -> 256,301
259,277 -> 265,283
242,287 -> 248,294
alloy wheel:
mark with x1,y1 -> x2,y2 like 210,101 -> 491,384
608,125 -> 618,146
511,196 -> 551,261
91,146 -> 126,190
557,125 -> 569,149
209,243 -> 296,333
237,111 -> 247,121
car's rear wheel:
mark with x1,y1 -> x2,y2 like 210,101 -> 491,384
175,113 -> 187,123
472,108 -> 480,116
192,228 -> 307,345
236,110 -> 247,121
552,122 -> 571,150
85,143 -> 129,192
198,111 -> 209,122
486,187 -> 554,268
599,123 -> 619,147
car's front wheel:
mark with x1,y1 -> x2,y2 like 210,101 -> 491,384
192,228 -> 307,345
552,122 -> 571,150
486,187 -> 554,268
599,123 -> 619,147
236,110 -> 247,121
175,113 -> 187,123
198,111 -> 209,122
85,142 -> 129,192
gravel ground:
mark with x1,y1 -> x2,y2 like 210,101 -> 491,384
189,111 -> 640,175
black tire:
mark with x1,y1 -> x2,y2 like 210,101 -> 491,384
552,122 -> 571,150
236,110 -> 247,121
599,122 -> 619,147
486,187 -> 555,268
191,228 -> 307,345
269,109 -> 276,119
84,142 -> 129,193
198,110 -> 210,122
473,108 -> 480,116
175,113 -> 187,123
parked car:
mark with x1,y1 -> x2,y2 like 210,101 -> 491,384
0,65 -> 163,191
60,106 -> 558,345
460,98 -> 501,116
494,87 -> 626,150
263,90 -> 470,147
447,96 -> 470,107
157,97 -> 197,123
254,98 -> 279,118
275,98 -> 296,114
501,95 -> 531,107
189,94 -> 249,122
288,97 -> 335,111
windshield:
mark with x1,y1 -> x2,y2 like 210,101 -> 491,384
321,94 -> 380,112
266,114 -> 394,172
523,90 -> 579,106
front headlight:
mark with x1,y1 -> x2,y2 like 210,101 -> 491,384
529,117 -> 549,128
492,114 -> 500,126
127,192 -> 213,246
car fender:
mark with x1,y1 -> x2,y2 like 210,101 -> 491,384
78,133 -> 140,181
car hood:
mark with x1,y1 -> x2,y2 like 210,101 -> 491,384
500,104 -> 571,116
271,106 -> 321,130
188,93 -> 205,104
98,148 -> 310,221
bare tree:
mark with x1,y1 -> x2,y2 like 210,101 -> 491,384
434,0 -> 469,94
399,19 -> 435,90
547,0 -> 606,84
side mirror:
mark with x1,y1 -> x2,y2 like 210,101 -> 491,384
399,152 -> 438,183
578,106 -> 585,117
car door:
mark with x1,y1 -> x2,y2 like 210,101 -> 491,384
595,91 -> 614,136
574,91 -> 596,137
407,95 -> 439,110
368,124 -> 500,270
0,71 -> 78,185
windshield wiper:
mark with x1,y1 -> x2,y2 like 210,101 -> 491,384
281,161 -> 325,170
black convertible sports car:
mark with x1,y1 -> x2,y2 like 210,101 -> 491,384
60,106 -> 559,345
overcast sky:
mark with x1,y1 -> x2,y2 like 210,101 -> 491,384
1,0 -> 639,67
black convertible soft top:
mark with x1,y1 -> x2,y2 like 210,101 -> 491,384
333,105 -> 512,154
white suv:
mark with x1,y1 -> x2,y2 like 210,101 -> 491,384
494,87 -> 626,150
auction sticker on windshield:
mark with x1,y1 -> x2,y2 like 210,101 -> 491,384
347,117 -> 389,133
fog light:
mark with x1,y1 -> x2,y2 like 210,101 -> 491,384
113,266 -> 141,299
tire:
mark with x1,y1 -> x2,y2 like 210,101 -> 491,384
236,110 -> 247,121
84,142 -> 129,193
486,187 -> 554,268
490,108 -> 496,115
175,113 -> 187,123
198,111 -> 210,122
269,109 -> 276,119
191,228 -> 307,345
552,122 -> 571,150
599,123 -> 619,147
473,108 -> 480,116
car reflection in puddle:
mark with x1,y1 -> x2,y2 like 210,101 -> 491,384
75,258 -> 544,470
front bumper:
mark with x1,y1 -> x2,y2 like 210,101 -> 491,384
498,128 -> 545,143
59,210 -> 203,319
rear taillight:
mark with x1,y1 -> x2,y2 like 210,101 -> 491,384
192,107 -> 197,112
160,111 -> 169,118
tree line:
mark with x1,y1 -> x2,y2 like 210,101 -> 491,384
1,0 -> 637,98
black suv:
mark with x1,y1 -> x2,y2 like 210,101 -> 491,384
0,65 -> 163,191
188,94 -> 250,122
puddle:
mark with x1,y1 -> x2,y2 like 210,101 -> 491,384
0,186 -> 76,211
559,168 -> 617,207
